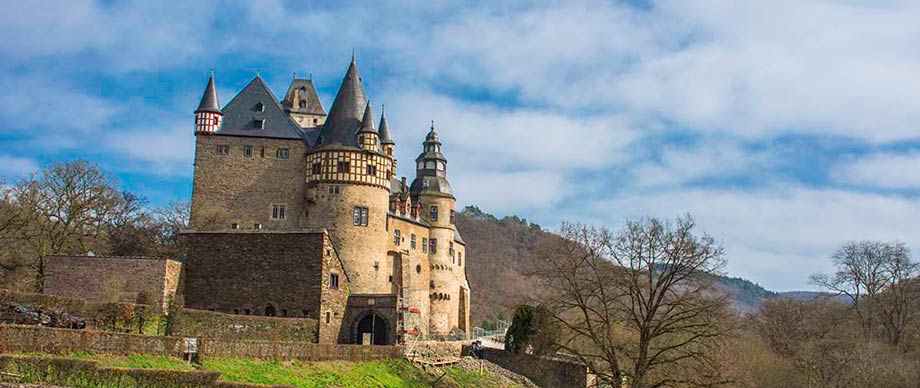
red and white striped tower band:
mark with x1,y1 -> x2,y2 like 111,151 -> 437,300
194,71 -> 223,135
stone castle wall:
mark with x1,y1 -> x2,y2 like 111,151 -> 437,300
304,183 -> 390,294
181,230 -> 349,340
415,194 -> 468,334
190,135 -> 307,230
43,255 -> 181,310
387,215 -> 432,335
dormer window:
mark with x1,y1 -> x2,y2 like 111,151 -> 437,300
299,99 -> 307,109
253,119 -> 264,130
255,102 -> 264,112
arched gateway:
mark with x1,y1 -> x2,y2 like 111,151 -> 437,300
353,312 -> 389,345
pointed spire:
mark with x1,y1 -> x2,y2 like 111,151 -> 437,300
195,71 -> 221,113
358,101 -> 377,133
379,104 -> 394,144
316,56 -> 368,147
426,120 -> 440,142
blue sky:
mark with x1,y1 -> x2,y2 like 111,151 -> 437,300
2,0 -> 920,291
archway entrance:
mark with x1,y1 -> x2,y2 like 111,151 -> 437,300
355,314 -> 389,345
264,305 -> 276,317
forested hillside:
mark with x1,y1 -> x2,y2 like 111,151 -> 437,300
458,206 -> 782,327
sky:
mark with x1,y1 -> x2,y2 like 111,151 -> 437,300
2,0 -> 920,291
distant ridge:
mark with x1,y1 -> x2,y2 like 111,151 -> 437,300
458,206 -> 835,324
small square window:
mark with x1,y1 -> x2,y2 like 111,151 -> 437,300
312,162 -> 321,174
271,204 -> 286,220
243,145 -> 253,157
366,164 -> 376,176
255,102 -> 264,112
231,223 -> 239,229
337,161 -> 350,173
429,238 -> 437,253
328,185 -> 341,195
422,238 -> 428,253
410,234 -> 417,249
216,145 -> 230,155
253,223 -> 262,230
254,119 -> 264,130
276,148 -> 289,159
430,206 -> 438,221
353,207 -> 368,226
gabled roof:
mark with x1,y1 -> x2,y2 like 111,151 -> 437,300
315,58 -> 367,149
217,76 -> 305,141
281,78 -> 326,116
195,73 -> 221,113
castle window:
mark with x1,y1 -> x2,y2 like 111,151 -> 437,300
312,162 -> 321,174
374,261 -> 380,271
450,210 -> 455,224
410,234 -> 417,249
429,238 -> 437,253
216,145 -> 230,155
276,148 -> 289,159
313,118 -> 318,125
430,206 -> 438,221
416,264 -> 422,274
425,161 -> 435,169
212,116 -> 219,125
449,242 -> 455,258
330,274 -> 339,290
328,185 -> 341,195
231,223 -> 239,229
386,170 -> 392,180
353,207 -> 368,226
271,204 -> 286,220
388,275 -> 393,283
337,161 -> 350,173
326,311 -> 331,323
299,99 -> 306,109
243,145 -> 253,157
260,147 -> 265,158
253,223 -> 262,230
255,102 -> 264,112
437,161 -> 445,171
394,229 -> 401,246
366,164 -> 376,176
459,252 -> 462,266
253,119 -> 264,130
422,238 -> 428,253
244,309 -> 251,315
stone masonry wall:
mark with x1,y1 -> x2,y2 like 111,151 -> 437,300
304,183 -> 390,295
43,255 -> 179,310
182,230 -> 348,334
387,216 -> 431,336
480,349 -> 589,388
190,135 -> 307,230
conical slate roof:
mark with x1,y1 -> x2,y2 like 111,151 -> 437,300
316,58 -> 367,148
195,72 -> 221,113
357,101 -> 376,134
379,107 -> 394,145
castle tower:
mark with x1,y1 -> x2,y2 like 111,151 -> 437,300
379,107 -> 396,173
410,123 -> 468,335
194,72 -> 222,135
304,57 -> 394,294
281,77 -> 327,128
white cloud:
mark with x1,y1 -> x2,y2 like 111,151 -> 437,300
631,140 -> 771,187
833,152 -> 920,189
591,186 -> 920,291
0,155 -> 38,178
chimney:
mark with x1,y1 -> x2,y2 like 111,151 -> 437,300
401,176 -> 407,188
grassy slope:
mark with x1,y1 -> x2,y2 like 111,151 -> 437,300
13,353 -> 521,388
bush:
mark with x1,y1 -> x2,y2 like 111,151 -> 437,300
214,382 -> 298,388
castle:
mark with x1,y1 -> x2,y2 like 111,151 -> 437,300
182,56 -> 471,345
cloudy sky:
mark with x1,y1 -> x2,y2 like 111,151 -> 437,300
2,0 -> 919,291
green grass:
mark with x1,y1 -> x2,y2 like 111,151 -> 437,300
9,353 -> 524,387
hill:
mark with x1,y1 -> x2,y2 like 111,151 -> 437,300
458,206 -> 787,326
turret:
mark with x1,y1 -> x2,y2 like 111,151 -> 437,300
379,107 -> 397,174
194,71 -> 222,135
357,102 -> 379,152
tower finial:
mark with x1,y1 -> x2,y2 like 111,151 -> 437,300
292,72 -> 296,81
430,120 -> 435,131
381,104 -> 386,116
352,48 -> 356,63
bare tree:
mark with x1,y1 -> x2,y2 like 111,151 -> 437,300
535,215 -> 730,388
6,160 -> 124,290
810,241 -> 919,346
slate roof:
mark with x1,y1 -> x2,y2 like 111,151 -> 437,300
357,101 -> 377,135
315,58 -> 367,149
454,229 -> 466,245
409,175 -> 453,197
217,76 -> 306,141
281,78 -> 326,115
379,108 -> 394,145
195,73 -> 221,113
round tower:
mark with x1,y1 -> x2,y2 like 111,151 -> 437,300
304,58 -> 394,295
410,123 -> 465,335
194,71 -> 222,135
